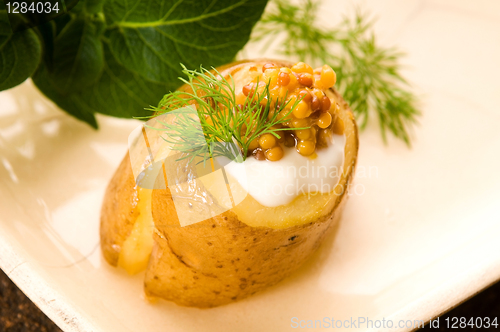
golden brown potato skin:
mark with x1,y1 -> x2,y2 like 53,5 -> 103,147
100,59 -> 358,308
100,153 -> 139,266
145,189 -> 348,308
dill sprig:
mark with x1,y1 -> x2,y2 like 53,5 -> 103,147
148,65 -> 300,163
249,0 -> 420,145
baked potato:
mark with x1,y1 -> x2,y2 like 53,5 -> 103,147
100,59 -> 358,307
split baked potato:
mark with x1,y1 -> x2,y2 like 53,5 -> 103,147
100,59 -> 358,308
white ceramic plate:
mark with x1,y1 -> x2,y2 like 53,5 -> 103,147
1,1 -> 500,331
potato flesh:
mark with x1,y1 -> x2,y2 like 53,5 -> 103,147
233,190 -> 337,229
117,188 -> 154,275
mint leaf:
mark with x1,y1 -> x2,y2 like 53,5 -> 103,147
7,0 -> 268,127
33,44 -> 173,127
84,0 -> 106,14
0,11 -> 42,91
104,0 -> 267,83
50,16 -> 105,94
33,61 -> 99,128
74,44 -> 174,118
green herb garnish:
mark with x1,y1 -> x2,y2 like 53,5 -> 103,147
148,65 -> 300,163
248,0 -> 420,145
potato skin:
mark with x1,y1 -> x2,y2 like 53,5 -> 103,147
100,153 -> 140,266
145,189 -> 347,308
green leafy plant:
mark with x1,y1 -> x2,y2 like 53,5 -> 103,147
1,0 -> 419,145
0,7 -> 42,91
0,0 -> 268,127
248,0 -> 420,145
149,65 -> 301,163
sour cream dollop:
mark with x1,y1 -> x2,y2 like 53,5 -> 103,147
224,135 -> 345,207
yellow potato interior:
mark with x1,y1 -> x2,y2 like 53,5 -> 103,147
117,188 -> 154,275
231,187 -> 338,229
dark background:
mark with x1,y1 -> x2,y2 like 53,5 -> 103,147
1,268 -> 499,331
